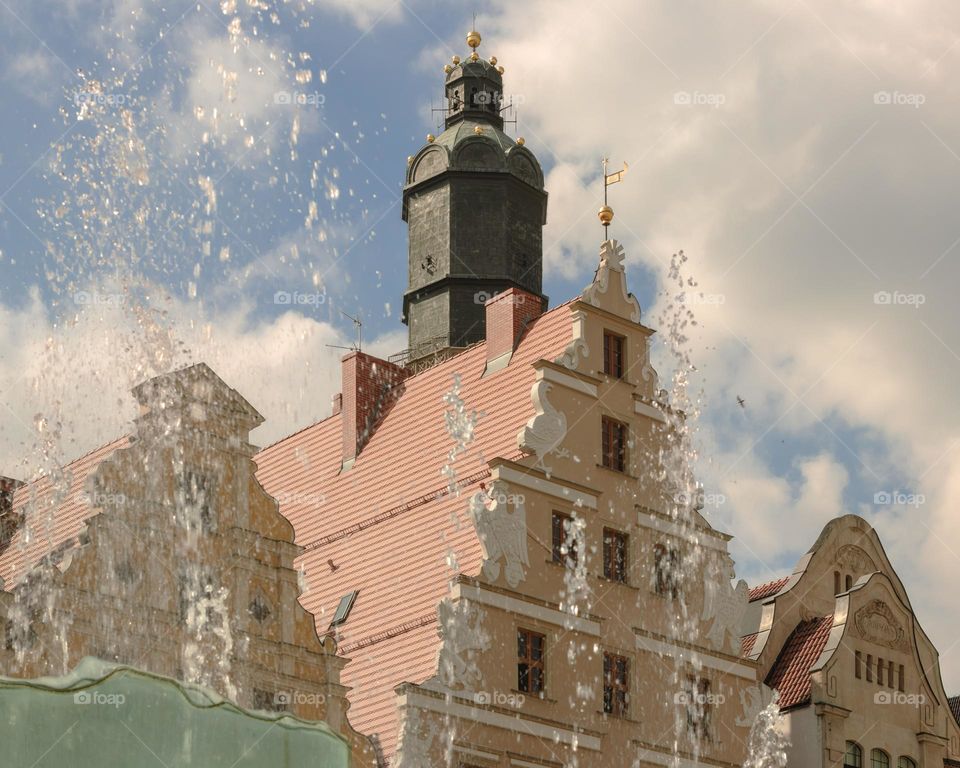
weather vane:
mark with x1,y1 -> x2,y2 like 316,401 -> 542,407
599,157 -> 628,230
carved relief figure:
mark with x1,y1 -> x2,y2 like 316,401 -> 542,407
702,552 -> 749,654
467,481 -> 529,588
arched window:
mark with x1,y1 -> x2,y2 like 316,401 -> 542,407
897,758 -> 916,768
834,570 -> 841,594
871,749 -> 890,768
846,574 -> 854,590
844,742 -> 863,768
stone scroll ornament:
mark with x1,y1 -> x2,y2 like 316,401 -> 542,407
467,481 -> 529,588
701,551 -> 750,654
435,598 -> 490,692
517,380 -> 569,473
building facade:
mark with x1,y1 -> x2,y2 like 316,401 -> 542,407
742,515 -> 960,768
0,364 -> 376,767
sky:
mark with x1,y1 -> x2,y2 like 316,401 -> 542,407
0,0 -> 959,691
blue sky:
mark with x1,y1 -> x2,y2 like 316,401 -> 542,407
1,0 -> 958,689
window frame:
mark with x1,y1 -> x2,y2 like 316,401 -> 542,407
684,675 -> 713,742
602,528 -> 628,584
517,628 -> 545,695
602,652 -> 630,717
601,416 -> 628,473
551,511 -> 579,568
845,741 -> 863,768
603,331 -> 626,378
871,749 -> 890,768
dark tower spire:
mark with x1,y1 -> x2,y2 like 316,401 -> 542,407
401,29 -> 548,367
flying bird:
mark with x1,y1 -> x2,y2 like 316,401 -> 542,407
736,396 -> 746,409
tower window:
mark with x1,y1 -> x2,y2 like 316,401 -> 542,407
887,660 -> 894,689
834,571 -> 841,595
602,653 -> 629,716
898,664 -> 905,692
517,628 -> 545,694
603,332 -> 625,378
846,574 -> 853,591
855,650 -> 862,679
877,657 -> 884,685
552,512 -> 578,567
603,528 -> 628,583
845,742 -> 863,768
866,654 -> 873,682
601,417 -> 628,472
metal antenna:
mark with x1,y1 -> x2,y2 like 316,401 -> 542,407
326,310 -> 363,352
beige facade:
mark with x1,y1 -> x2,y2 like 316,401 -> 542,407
744,515 -> 960,768
387,242 -> 764,767
0,364 -> 376,767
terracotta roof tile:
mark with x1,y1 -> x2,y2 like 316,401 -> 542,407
741,632 -> 758,657
764,615 -> 834,709
255,300 -> 576,756
0,436 -> 130,587
749,576 -> 789,602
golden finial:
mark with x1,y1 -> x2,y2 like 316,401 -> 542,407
598,205 -> 614,227
452,55 -> 460,65
466,29 -> 481,50
407,155 -> 414,165
497,65 -> 505,75
426,133 -> 435,143
600,157 -> 628,230
489,56 -> 497,65
444,64 -> 453,74
474,125 -> 484,135
516,136 -> 525,146
470,51 -> 479,61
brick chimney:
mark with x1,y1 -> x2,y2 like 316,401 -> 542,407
341,352 -> 407,469
484,287 -> 545,372
0,476 -> 25,552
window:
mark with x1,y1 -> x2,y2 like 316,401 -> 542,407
603,331 -> 625,378
897,758 -> 916,768
178,469 -> 215,533
552,512 -> 578,567
684,676 -> 712,741
877,657 -> 884,686
866,654 -> 873,682
846,574 -> 854,591
603,528 -> 628,583
654,544 -> 681,599
845,742 -> 863,768
329,590 -> 358,628
855,650 -> 862,679
834,571 -> 842,595
517,629 -> 545,695
887,660 -> 894,689
898,664 -> 905,692
601,416 -> 627,472
871,749 -> 890,768
603,653 -> 629,716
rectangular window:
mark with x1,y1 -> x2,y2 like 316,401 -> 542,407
898,664 -> 905,692
855,650 -> 862,679
603,653 -> 629,716
866,654 -> 873,682
179,469 -> 215,533
887,660 -> 894,689
603,332 -> 625,378
601,417 -> 627,472
685,676 -> 712,741
552,512 -> 578,567
603,528 -> 628,583
517,629 -> 545,695
877,657 -> 884,686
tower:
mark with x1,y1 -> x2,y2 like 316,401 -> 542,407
402,30 -> 548,364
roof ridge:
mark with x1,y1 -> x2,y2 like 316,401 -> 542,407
13,433 -> 131,488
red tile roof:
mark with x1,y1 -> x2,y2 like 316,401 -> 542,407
949,696 -> 960,727
254,301 -> 576,759
0,436 -> 130,587
749,576 -> 789,602
764,615 -> 834,709
741,632 -> 758,657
